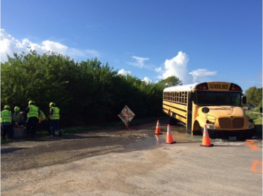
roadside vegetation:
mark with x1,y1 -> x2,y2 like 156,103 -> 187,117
1,51 -> 179,128
244,86 -> 262,112
244,86 -> 262,138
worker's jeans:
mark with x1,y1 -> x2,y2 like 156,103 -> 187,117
26,117 -> 38,138
40,119 -> 51,135
1,123 -> 13,139
50,120 -> 61,137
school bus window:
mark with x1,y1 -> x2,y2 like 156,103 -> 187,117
194,91 -> 241,106
183,92 -> 187,103
178,92 -> 182,103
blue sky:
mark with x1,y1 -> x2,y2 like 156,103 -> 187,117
1,0 -> 262,92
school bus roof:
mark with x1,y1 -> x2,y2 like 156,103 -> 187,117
163,83 -> 199,92
163,81 -> 242,92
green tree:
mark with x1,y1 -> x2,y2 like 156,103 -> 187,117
245,86 -> 262,106
156,76 -> 182,89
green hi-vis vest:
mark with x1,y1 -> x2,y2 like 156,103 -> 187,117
1,110 -> 12,123
27,105 -> 39,118
39,110 -> 46,121
50,107 -> 60,120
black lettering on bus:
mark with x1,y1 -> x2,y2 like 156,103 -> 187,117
210,84 -> 221,89
222,85 -> 228,89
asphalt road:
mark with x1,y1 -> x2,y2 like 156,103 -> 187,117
1,120 -> 262,196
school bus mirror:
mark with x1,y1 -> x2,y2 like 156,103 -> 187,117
242,95 -> 247,104
202,107 -> 209,114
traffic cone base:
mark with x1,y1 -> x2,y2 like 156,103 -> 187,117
166,141 -> 176,144
200,144 -> 213,147
200,124 -> 213,147
155,120 -> 162,135
166,124 -> 176,144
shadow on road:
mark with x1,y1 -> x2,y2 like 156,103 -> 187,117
1,147 -> 27,154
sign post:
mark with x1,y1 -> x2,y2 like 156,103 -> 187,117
118,105 -> 135,130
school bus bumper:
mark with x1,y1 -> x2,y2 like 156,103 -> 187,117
207,128 -> 256,139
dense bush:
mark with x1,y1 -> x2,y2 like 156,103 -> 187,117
1,51 -> 169,127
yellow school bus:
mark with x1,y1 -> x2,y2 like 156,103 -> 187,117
163,81 -> 256,139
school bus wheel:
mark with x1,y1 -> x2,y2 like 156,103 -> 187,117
193,121 -> 202,135
169,117 -> 178,125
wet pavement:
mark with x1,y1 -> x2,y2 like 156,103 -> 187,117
1,120 -> 262,196
1,119 -> 260,173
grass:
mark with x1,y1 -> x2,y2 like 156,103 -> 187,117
245,109 -> 262,138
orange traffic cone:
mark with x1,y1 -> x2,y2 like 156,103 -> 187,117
166,124 -> 176,144
155,120 -> 162,135
200,124 -> 213,147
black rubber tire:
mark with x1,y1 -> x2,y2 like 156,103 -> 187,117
169,117 -> 178,125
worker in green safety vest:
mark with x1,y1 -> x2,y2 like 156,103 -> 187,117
1,105 -> 14,140
39,110 -> 51,135
20,100 -> 40,138
47,102 -> 62,137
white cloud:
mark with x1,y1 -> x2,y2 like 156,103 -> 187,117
155,67 -> 162,73
118,69 -> 131,76
160,51 -> 192,84
157,51 -> 217,85
0,29 -> 100,62
128,56 -> 149,68
189,69 -> 217,83
142,77 -> 152,84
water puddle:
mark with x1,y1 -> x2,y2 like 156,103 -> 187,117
1,123 -> 253,172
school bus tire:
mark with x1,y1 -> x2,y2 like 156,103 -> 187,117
169,117 -> 178,125
193,121 -> 202,135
